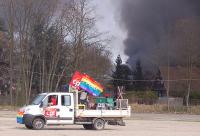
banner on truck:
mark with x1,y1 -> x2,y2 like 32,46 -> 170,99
69,71 -> 104,96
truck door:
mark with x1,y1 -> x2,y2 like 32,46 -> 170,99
57,94 -> 74,124
42,94 -> 59,125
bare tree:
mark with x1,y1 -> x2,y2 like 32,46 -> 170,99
171,18 -> 200,107
0,0 -> 112,105
0,0 -> 15,105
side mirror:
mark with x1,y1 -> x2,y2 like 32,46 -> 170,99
40,101 -> 43,108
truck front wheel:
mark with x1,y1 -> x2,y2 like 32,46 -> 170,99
93,118 -> 105,130
25,124 -> 33,129
83,124 -> 93,130
32,118 -> 44,130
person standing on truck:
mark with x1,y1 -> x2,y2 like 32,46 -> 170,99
80,91 -> 87,104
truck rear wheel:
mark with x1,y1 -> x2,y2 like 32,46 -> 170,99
93,118 -> 105,130
83,124 -> 93,130
32,118 -> 44,130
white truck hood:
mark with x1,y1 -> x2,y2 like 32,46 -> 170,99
21,105 -> 42,115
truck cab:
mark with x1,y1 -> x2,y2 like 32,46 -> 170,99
17,92 -> 75,129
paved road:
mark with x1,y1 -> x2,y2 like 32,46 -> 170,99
0,110 -> 200,136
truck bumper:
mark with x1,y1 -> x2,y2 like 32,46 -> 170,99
16,117 -> 24,124
16,112 -> 24,124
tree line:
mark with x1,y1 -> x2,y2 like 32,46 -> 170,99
112,55 -> 165,96
0,0 -> 112,105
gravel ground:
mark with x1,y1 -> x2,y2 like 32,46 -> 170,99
0,110 -> 200,136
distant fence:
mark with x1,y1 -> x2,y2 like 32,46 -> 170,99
157,97 -> 183,106
128,98 -> 158,105
0,95 -> 10,105
190,99 -> 200,105
128,96 -> 200,106
129,97 -> 184,106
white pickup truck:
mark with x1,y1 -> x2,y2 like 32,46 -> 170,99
17,92 -> 131,130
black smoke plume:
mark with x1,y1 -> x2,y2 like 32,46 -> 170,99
119,0 -> 200,69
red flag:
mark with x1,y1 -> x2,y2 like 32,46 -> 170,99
69,71 -> 83,90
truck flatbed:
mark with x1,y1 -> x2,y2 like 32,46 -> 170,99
76,108 -> 131,118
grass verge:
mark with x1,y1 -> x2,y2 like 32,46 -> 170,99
131,103 -> 200,115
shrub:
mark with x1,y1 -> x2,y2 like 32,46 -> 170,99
124,91 -> 158,105
190,91 -> 200,99
129,91 -> 158,99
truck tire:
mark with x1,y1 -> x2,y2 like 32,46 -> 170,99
25,124 -> 33,129
83,124 -> 93,130
32,118 -> 44,130
93,118 -> 105,130
24,114 -> 34,129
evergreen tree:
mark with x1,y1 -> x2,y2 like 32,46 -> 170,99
112,55 -> 133,89
112,55 -> 123,87
134,59 -> 145,91
116,55 -> 122,66
152,69 -> 166,97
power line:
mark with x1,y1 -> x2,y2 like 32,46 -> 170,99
2,67 -> 200,82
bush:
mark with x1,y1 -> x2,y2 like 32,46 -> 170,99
124,91 -> 158,105
129,91 -> 158,99
190,91 -> 200,99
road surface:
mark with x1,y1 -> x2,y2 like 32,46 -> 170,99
0,110 -> 200,136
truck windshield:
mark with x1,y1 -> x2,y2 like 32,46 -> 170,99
31,94 -> 46,105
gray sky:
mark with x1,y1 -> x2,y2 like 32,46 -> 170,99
93,0 -> 128,62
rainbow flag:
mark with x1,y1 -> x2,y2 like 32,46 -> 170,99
80,74 -> 104,96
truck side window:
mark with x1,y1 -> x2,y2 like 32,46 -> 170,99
48,95 -> 58,106
42,97 -> 48,107
61,95 -> 71,106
